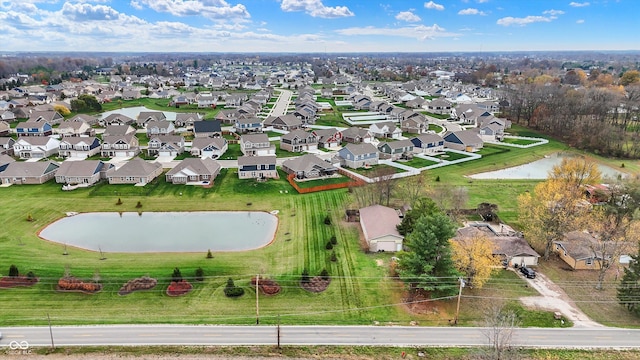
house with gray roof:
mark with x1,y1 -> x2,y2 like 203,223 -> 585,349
369,121 -> 402,139
341,127 -> 373,144
237,155 -> 277,179
338,143 -> 379,169
234,117 -> 263,134
101,113 -> 135,126
0,137 -> 15,155
137,111 -> 167,127
15,121 -> 53,137
191,137 -> 228,159
263,114 -> 303,131
56,120 -> 94,137
146,120 -> 175,137
68,114 -> 99,126
166,157 -> 221,185
193,120 -> 222,138
0,161 -> 60,185
58,136 -> 101,158
240,133 -> 275,156
280,129 -> 318,153
28,110 -> 64,125
282,154 -> 337,180
443,130 -> 483,152
174,113 -> 202,128
410,133 -> 445,155
377,139 -> 414,160
103,125 -> 136,137
313,128 -> 343,149
54,160 -> 113,185
13,136 -> 60,159
359,204 -> 404,252
107,158 -> 163,185
147,135 -> 185,157
100,134 -> 140,158
0,153 -> 15,171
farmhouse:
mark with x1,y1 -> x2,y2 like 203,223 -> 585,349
359,204 -> 404,252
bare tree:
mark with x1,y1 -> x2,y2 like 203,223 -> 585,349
395,172 -> 428,205
372,166 -> 397,206
477,303 -> 520,360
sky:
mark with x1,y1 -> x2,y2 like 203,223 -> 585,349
0,0 -> 637,53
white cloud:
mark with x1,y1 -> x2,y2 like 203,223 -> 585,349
569,2 -> 590,7
280,0 -> 354,18
576,19 -> 585,23
61,3 -> 121,21
335,24 -> 459,41
543,9 -> 564,17
497,15 -> 552,26
424,1 -> 444,11
132,0 -> 250,20
458,8 -> 486,16
396,11 -> 421,22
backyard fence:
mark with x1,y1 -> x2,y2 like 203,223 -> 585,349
286,172 -> 365,194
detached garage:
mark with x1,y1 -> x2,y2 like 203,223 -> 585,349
359,205 -> 404,252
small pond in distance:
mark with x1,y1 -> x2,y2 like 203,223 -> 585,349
39,212 -> 278,252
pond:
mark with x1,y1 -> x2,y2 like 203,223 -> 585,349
468,153 -> 626,180
100,106 -> 179,121
39,211 -> 278,253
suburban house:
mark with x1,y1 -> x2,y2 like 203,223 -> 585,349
174,113 -> 202,128
313,128 -> 343,149
28,110 -> 64,125
0,153 -> 16,171
190,137 -> 228,159
281,154 -> 338,180
101,113 -> 135,126
193,120 -> 222,138
338,143 -> 379,169
100,134 -> 140,158
0,137 -> 16,155
279,129 -> 318,153
147,135 -> 185,157
453,223 -> 540,268
263,114 -> 303,131
443,130 -> 484,152
234,117 -> 263,134
56,120 -> 94,137
165,157 -> 221,184
359,204 -> 404,252
103,124 -> 136,137
68,114 -> 99,126
58,136 -> 101,158
554,231 -> 612,270
54,160 -> 114,186
400,115 -> 427,134
13,136 -> 60,159
136,111 -> 167,127
0,161 -> 60,185
427,98 -> 452,115
369,121 -> 402,139
107,158 -> 163,185
478,123 -> 504,141
453,104 -> 491,125
15,121 -> 53,136
341,127 -> 374,144
1,111 -> 16,122
0,120 -> 11,136
146,120 -> 176,137
377,139 -> 414,160
410,134 -> 445,155
237,155 -> 278,179
240,133 -> 275,156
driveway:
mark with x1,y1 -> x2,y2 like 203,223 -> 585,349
516,269 -> 603,328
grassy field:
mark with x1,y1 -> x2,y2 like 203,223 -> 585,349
399,157 -> 439,169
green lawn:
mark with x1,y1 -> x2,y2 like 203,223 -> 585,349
293,175 -> 352,189
220,143 -> 244,160
429,123 -> 444,132
501,137 -> 544,146
349,164 -> 408,176
399,157 -> 439,168
433,151 -> 473,161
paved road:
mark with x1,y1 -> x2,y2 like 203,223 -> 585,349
2,325 -> 640,349
267,89 -> 292,117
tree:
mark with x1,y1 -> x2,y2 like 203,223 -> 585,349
8,264 -> 19,277
194,267 -> 204,282
397,212 -> 459,298
206,249 -> 213,259
301,269 -> 310,284
320,269 -> 330,280
479,303 -> 520,360
519,179 -> 590,260
224,278 -> 244,297
618,246 -> 640,316
548,157 -> 601,190
171,268 -> 182,283
450,234 -> 500,289
620,70 -> 640,87
53,104 -> 70,116
397,197 -> 440,236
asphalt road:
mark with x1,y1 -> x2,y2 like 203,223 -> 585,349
2,325 -> 640,349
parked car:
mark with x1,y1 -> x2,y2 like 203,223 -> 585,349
520,266 -> 536,279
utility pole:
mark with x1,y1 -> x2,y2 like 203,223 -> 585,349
47,313 -> 55,350
255,274 -> 260,325
454,277 -> 465,325
277,314 -> 281,349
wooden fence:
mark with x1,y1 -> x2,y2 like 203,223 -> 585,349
286,172 -> 365,194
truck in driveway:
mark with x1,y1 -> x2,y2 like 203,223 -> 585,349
520,266 -> 536,279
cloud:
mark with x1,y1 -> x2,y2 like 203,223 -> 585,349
424,1 -> 444,11
335,24 -> 459,41
569,2 -> 590,7
131,0 -> 250,20
497,15 -> 553,26
396,11 -> 421,22
280,0 -> 354,18
543,9 -> 564,17
458,8 -> 487,16
576,19 -> 584,23
61,2 -> 122,21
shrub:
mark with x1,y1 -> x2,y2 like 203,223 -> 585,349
435,175 -> 440,182
330,235 -> 337,245
194,267 -> 204,282
224,278 -> 245,297
171,268 -> 182,283
324,215 -> 331,225
8,265 -> 19,277
135,201 -> 143,208
301,269 -> 310,284
26,213 -> 34,222
26,271 -> 36,280
326,241 -> 333,250
116,198 -> 123,205
320,269 -> 330,281
206,249 -> 213,259
330,251 -> 337,262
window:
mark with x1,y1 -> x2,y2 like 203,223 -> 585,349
586,258 -> 593,266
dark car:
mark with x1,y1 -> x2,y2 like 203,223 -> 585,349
520,266 -> 536,279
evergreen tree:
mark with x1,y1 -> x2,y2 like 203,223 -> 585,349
171,268 -> 182,283
618,249 -> 640,316
396,197 -> 440,236
301,269 -> 310,284
8,264 -> 19,277
397,212 -> 460,297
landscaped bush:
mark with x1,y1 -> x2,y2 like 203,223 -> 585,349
0,266 -> 38,288
251,276 -> 281,295
194,267 -> 205,282
171,267 -> 183,283
326,241 -> 334,250
324,215 -> 331,225
301,269 -> 310,284
320,269 -> 330,281
300,274 -> 331,293
330,235 -> 337,245
206,249 -> 213,259
116,198 -> 123,205
9,264 -> 19,277
118,276 -> 157,296
224,278 -> 245,298
135,201 -> 142,208
166,280 -> 193,297
330,251 -> 337,262
57,276 -> 102,294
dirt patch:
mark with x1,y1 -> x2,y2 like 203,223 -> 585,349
300,276 -> 331,293
375,259 -> 384,266
0,275 -> 38,288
